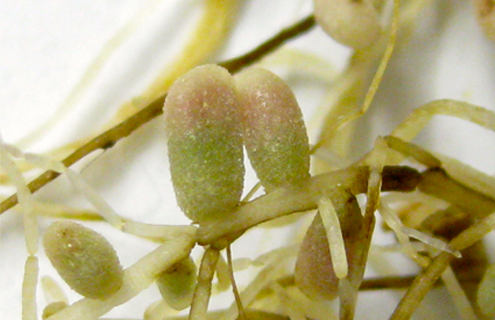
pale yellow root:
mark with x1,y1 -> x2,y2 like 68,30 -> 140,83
391,99 -> 495,142
3,142 -> 126,229
22,256 -> 39,320
317,195 -> 348,279
214,252 -> 231,292
0,136 -> 38,254
390,208 -> 495,320
41,276 -> 68,305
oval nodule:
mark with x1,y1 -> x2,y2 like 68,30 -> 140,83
43,221 -> 124,300
164,64 -> 244,223
156,256 -> 197,311
235,68 -> 310,192
313,0 -> 382,49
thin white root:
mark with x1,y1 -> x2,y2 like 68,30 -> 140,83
46,234 -> 195,320
22,256 -> 39,320
379,202 -> 430,267
122,221 -> 196,241
402,226 -> 460,258
318,196 -> 348,279
65,169 -> 124,229
3,140 -> 125,229
0,135 -> 38,254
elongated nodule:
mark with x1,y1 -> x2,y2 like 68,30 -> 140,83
164,64 -> 244,222
43,221 -> 124,300
313,0 -> 382,49
235,68 -> 310,192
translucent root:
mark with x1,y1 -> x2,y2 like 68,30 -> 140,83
391,99 -> 495,142
391,207 -> 495,319
41,276 -> 68,305
3,141 -> 125,228
436,153 -> 495,205
379,201 -> 437,266
418,168 -> 495,220
45,234 -> 195,320
379,205 -> 422,263
0,135 -> 38,254
402,226 -> 460,258
144,300 -> 177,320
65,169 -> 123,228
317,195 -> 348,279
339,137 -> 386,320
358,0 -> 400,117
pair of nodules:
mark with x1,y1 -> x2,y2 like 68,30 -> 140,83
165,64 -> 341,301
43,64 -> 311,306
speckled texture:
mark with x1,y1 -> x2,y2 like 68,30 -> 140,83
235,68 -> 310,192
164,64 -> 244,222
43,221 -> 123,300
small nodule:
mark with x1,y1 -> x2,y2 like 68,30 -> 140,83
43,221 -> 124,300
156,256 -> 197,310
313,0 -> 382,49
